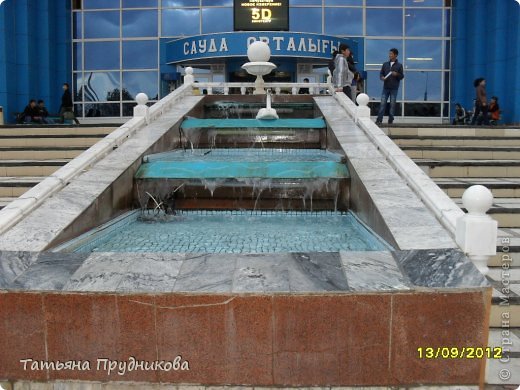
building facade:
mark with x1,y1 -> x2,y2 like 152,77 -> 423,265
0,0 -> 519,124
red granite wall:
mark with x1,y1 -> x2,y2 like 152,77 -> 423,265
0,290 -> 491,386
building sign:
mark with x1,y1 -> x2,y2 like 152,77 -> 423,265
166,32 -> 357,64
234,0 -> 289,31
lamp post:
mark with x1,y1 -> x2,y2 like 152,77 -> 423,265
421,71 -> 428,101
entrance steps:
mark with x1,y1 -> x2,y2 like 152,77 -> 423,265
0,126 -> 116,210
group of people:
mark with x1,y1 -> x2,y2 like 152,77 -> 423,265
453,78 -> 500,126
331,44 -> 404,125
20,83 -> 80,125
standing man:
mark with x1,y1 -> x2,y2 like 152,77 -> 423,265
376,48 -> 404,125
332,43 -> 354,100
60,83 -> 80,125
470,78 -> 489,126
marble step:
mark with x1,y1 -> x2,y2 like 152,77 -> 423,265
453,197 -> 520,228
485,328 -> 520,385
393,136 -> 520,147
487,266 -> 520,327
414,159 -> 520,178
0,126 -> 115,136
0,160 -> 68,177
385,126 -> 520,137
435,177 -> 520,198
0,135 -> 105,148
0,196 -> 15,210
0,176 -> 44,197
0,146 -> 86,160
403,146 -> 520,160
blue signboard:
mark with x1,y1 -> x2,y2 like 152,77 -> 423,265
165,32 -> 358,63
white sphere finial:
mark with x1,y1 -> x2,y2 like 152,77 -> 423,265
136,93 -> 148,106
462,185 -> 493,215
185,66 -> 193,75
247,41 -> 271,63
356,93 -> 369,106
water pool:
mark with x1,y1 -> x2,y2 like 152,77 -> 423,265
57,210 -> 390,254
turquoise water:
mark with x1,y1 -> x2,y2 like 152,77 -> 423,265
62,211 -> 390,254
181,118 -> 326,129
136,149 -> 349,179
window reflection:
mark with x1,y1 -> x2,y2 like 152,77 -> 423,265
83,72 -> 121,102
366,8 -> 403,36
366,0 -> 403,6
123,10 -> 158,37
325,0 -> 362,5
84,42 -> 120,70
404,39 -> 442,69
291,0 -> 321,4
162,8 -> 200,36
202,0 -> 232,5
123,41 -> 158,69
404,103 -> 441,117
73,13 -> 82,39
404,71 -> 441,101
365,39 -> 403,68
84,11 -> 120,39
162,0 -> 199,6
289,8 -> 322,33
123,71 -> 159,100
202,8 -> 233,34
123,0 -> 158,7
405,0 -> 443,6
405,9 -> 442,36
73,73 -> 84,101
83,0 -> 120,9
324,8 -> 363,36
85,103 -> 121,117
73,43 -> 82,71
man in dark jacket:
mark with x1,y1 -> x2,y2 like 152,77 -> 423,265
60,83 -> 80,124
22,100 -> 43,124
376,48 -> 404,125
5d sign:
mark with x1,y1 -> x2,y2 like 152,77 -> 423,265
234,0 -> 289,31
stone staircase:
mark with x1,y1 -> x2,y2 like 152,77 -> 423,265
388,125 -> 520,385
0,125 -> 116,210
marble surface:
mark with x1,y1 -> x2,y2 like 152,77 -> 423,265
314,96 -> 458,250
395,249 -> 489,288
0,249 -> 489,293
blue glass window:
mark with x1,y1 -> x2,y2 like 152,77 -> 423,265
366,0 -> 403,6
84,42 -> 120,70
83,72 -> 121,102
73,12 -> 82,39
404,71 -> 441,101
202,8 -> 233,34
83,0 -> 120,9
162,8 -> 200,36
289,8 -> 322,33
202,0 -> 232,5
366,70 -> 404,100
73,43 -> 82,71
405,9 -> 442,37
123,10 -> 158,37
73,73 -> 84,101
405,0 -> 443,6
84,11 -> 120,39
85,103 -> 121,117
365,39 -> 403,68
325,0 -> 362,4
123,71 -> 159,100
324,8 -> 363,36
366,8 -> 403,36
404,39 -> 442,69
444,9 -> 451,37
123,0 -> 158,7
162,0 -> 199,6
291,0 -> 321,4
123,41 -> 158,69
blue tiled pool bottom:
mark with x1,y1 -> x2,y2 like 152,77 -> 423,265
60,211 -> 390,254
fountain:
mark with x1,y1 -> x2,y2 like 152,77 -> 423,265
256,89 -> 279,120
241,40 -> 276,95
